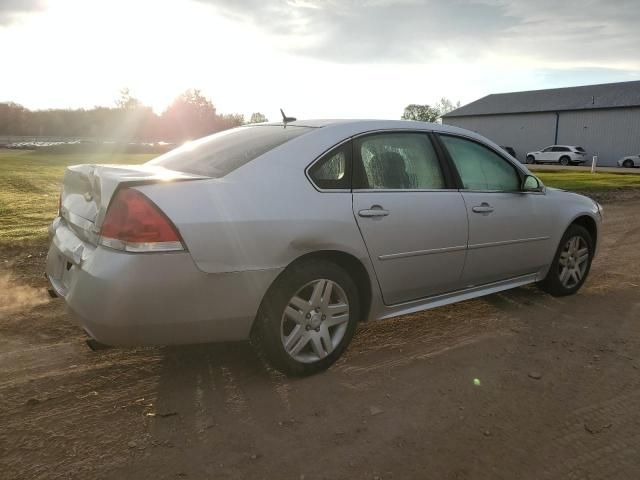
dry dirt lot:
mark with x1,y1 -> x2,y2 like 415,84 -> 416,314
1,201 -> 640,480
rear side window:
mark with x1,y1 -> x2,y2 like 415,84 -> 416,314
354,133 -> 445,190
439,135 -> 521,191
308,143 -> 351,190
575,147 -> 585,152
148,125 -> 312,177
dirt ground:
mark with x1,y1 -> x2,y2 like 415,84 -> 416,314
1,201 -> 640,480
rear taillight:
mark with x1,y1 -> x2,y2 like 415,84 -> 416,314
99,188 -> 184,252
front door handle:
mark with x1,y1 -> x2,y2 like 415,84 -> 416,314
358,205 -> 390,217
472,203 -> 494,214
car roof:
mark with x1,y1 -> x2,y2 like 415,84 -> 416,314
256,118 -> 475,136
244,118 -> 532,177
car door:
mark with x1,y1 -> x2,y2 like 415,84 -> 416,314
538,146 -> 553,162
438,134 -> 554,287
352,131 -> 468,305
551,146 -> 566,163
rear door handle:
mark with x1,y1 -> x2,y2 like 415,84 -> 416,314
358,206 -> 390,217
472,203 -> 494,214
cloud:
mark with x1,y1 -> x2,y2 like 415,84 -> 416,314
0,0 -> 46,25
195,0 -> 640,65
197,0 -> 514,62
493,0 -> 640,65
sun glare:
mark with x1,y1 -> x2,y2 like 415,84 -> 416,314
1,0 -> 277,113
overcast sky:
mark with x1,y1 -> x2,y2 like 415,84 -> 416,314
1,0 -> 639,118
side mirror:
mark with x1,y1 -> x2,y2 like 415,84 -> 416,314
522,174 -> 543,192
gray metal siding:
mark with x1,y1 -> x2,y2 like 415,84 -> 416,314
556,108 -> 640,165
444,107 -> 640,166
443,113 -> 557,162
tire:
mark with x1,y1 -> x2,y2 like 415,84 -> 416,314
538,224 -> 594,297
251,260 -> 360,376
526,155 -> 535,164
623,159 -> 634,168
559,156 -> 570,166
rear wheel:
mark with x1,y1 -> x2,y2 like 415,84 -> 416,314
526,155 -> 535,164
252,260 -> 360,376
538,224 -> 593,296
623,159 -> 634,168
559,156 -> 570,166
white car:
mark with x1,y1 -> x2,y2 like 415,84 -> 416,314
618,155 -> 640,168
526,145 -> 587,165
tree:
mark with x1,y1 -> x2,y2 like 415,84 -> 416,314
217,113 -> 245,130
161,89 -> 218,141
433,97 -> 461,117
401,104 -> 440,123
248,112 -> 268,124
401,98 -> 462,123
0,102 -> 28,135
115,88 -> 142,110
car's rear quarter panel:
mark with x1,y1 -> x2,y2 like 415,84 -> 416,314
138,127 -> 374,276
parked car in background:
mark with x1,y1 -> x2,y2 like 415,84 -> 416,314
618,154 -> 640,168
499,145 -> 517,158
526,145 -> 587,165
46,120 -> 602,376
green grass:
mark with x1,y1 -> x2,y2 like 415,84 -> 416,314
536,171 -> 640,191
0,150 -> 154,244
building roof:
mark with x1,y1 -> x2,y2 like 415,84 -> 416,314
443,80 -> 640,118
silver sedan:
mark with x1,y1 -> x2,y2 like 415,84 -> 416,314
46,120 -> 602,375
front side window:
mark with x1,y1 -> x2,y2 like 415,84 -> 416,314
542,146 -> 553,152
308,143 -> 350,190
354,133 -> 445,190
439,135 -> 521,191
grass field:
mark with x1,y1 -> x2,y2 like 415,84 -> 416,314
1,150 -> 639,245
0,150 -> 154,244
536,170 -> 640,191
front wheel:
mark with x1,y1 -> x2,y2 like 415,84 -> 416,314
252,260 -> 360,376
538,224 -> 593,296
526,155 -> 535,164
623,159 -> 634,168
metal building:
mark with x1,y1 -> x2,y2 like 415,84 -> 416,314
442,80 -> 640,166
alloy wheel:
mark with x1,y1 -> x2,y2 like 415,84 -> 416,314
280,279 -> 350,363
558,235 -> 590,289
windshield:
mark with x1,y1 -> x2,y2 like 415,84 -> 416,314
148,125 -> 313,177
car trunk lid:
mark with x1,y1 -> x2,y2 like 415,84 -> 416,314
59,164 -> 206,244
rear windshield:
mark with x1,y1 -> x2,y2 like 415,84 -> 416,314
147,125 -> 313,177
574,147 -> 585,152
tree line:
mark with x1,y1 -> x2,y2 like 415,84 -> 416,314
0,89 -> 269,143
401,98 -> 461,123
0,88 -> 461,143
